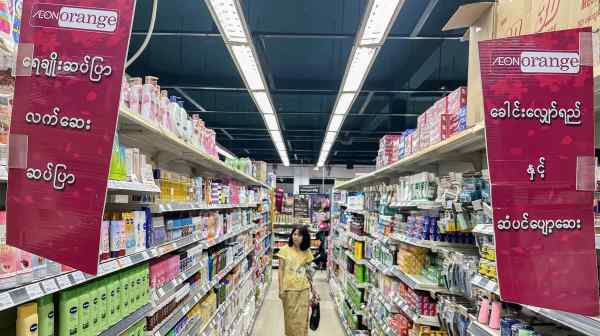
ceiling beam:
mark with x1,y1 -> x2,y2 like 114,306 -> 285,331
220,128 -> 234,140
215,127 -> 394,134
163,85 -> 450,95
131,30 -> 460,40
189,110 -> 418,117
410,0 -> 439,37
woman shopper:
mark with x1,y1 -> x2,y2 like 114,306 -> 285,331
277,226 -> 320,336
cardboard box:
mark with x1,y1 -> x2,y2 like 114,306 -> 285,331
444,1 -> 600,128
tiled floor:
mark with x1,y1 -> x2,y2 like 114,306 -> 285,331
252,270 -> 345,336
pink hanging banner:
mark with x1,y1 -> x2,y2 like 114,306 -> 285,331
6,0 -> 136,275
480,27 -> 599,315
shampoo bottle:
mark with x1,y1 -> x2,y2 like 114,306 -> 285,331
17,302 -> 38,336
77,287 -> 91,336
59,290 -> 78,336
37,295 -> 54,336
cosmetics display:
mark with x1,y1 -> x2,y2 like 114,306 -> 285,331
121,76 -> 218,160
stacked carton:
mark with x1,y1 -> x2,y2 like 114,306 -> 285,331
376,134 -> 401,169
374,87 -> 468,169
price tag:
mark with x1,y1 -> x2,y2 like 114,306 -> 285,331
25,283 -> 44,298
42,279 -> 59,293
485,281 -> 497,292
72,272 -> 85,283
0,292 -> 13,310
142,251 -> 150,259
120,257 -> 133,267
56,275 -> 72,289
158,288 -> 165,297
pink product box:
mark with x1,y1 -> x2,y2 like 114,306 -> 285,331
427,114 -> 452,146
430,97 -> 447,116
446,86 -> 467,116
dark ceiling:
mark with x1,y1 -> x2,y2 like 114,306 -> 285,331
127,0 -> 475,166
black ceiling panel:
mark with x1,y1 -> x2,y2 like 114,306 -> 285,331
128,0 -> 472,165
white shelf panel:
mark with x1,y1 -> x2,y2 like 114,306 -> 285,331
390,266 -> 452,294
471,274 -> 500,295
344,251 -> 369,265
151,202 -> 258,213
337,123 -> 485,190
107,180 -> 161,193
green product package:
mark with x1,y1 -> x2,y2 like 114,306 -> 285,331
89,285 -> 99,335
97,280 -> 108,333
129,269 -> 137,312
37,294 -> 54,336
59,289 -> 79,336
78,286 -> 91,336
114,275 -> 123,322
121,272 -> 130,314
355,264 -> 366,283
107,278 -> 116,327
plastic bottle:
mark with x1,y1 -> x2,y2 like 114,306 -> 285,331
37,295 -> 54,336
59,290 -> 78,336
17,302 -> 38,336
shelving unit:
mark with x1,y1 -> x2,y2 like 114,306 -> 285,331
0,100 -> 274,336
336,123 -> 485,190
118,107 -> 269,188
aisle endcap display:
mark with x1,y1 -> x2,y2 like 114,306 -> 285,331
118,107 -> 269,189
336,123 -> 485,190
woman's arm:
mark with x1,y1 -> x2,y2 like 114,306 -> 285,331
278,258 -> 285,300
306,263 -> 320,301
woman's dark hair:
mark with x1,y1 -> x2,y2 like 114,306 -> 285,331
288,226 -> 311,251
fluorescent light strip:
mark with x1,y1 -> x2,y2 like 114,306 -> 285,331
360,0 -> 403,45
342,47 -> 376,92
231,45 -> 265,91
328,115 -> 344,133
334,93 -> 357,115
206,0 -> 290,166
208,0 -> 248,43
316,0 -> 403,167
253,91 -> 276,115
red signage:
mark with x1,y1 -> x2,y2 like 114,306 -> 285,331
6,0 -> 136,275
480,27 -> 599,315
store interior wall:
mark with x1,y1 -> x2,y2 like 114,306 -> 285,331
269,164 -> 373,194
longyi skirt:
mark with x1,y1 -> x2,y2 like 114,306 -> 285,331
281,289 -> 310,336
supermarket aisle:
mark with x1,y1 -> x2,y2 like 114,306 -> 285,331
252,270 -> 345,336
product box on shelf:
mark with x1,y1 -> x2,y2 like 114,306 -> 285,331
444,1 -> 600,128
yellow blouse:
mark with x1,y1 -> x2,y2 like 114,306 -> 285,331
277,246 -> 314,291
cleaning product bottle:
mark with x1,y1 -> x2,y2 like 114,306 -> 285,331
17,302 -> 38,336
97,280 -> 108,333
37,295 -> 54,336
77,286 -> 91,336
59,289 -> 78,336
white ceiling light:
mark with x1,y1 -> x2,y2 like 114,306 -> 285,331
328,115 -> 345,133
316,0 -> 403,167
231,45 -> 265,91
264,114 -> 279,131
359,0 -> 403,46
324,131 -> 336,144
206,0 -> 290,166
342,47 -> 376,92
253,91 -> 276,115
208,0 -> 248,43
334,93 -> 357,115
